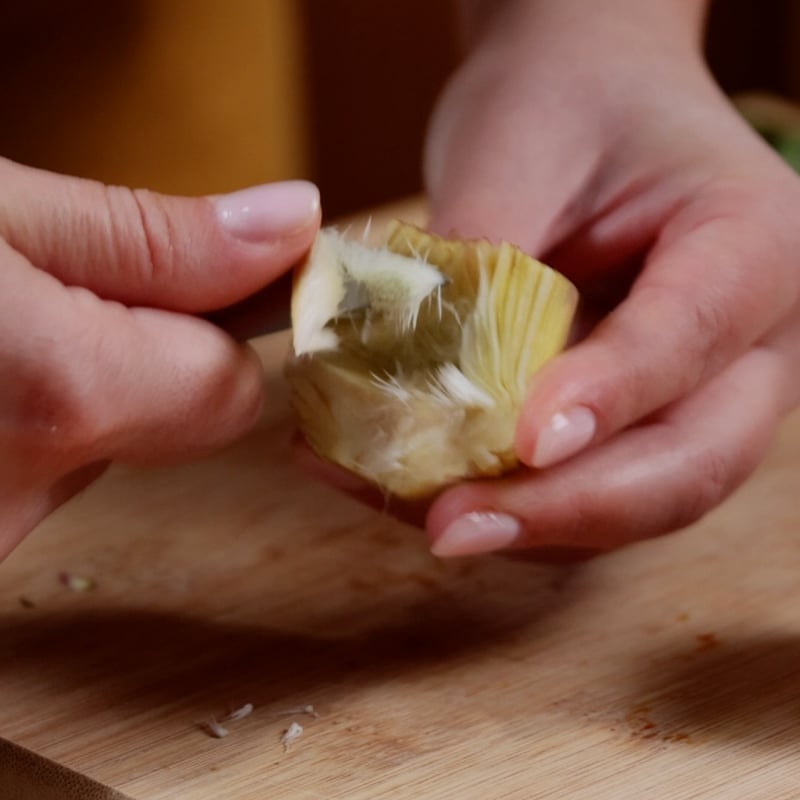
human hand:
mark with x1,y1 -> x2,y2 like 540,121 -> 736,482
419,0 -> 800,557
0,157 -> 319,558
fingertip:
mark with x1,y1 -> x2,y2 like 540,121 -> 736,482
199,181 -> 321,314
425,481 -> 495,546
521,405 -> 598,469
514,351 -> 603,469
212,181 -> 321,245
429,511 -> 522,558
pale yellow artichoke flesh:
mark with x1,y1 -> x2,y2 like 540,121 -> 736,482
285,221 -> 578,499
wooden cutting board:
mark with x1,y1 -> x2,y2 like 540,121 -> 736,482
2,201 -> 800,799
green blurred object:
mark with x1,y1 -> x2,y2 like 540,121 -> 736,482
735,92 -> 800,174
758,129 -> 800,173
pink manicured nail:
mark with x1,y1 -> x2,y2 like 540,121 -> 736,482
215,181 -> 320,242
532,406 -> 596,468
431,512 -> 522,557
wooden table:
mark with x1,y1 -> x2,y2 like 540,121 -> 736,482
2,201 -> 800,799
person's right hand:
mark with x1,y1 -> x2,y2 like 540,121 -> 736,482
0,157 -> 320,559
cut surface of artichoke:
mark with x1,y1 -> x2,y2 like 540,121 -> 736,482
286,222 -> 578,499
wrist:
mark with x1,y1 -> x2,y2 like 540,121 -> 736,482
461,0 -> 710,61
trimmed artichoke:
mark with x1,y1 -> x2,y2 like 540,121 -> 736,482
285,221 -> 578,498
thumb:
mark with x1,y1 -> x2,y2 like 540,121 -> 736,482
0,157 -> 320,312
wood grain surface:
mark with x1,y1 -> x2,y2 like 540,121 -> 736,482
2,203 -> 800,799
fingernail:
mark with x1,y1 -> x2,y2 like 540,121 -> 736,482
431,511 -> 522,558
215,181 -> 320,243
532,406 -> 596,468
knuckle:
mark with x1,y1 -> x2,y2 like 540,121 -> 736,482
551,486 -> 643,551
626,283 -> 743,405
556,487 -> 604,546
107,185 -> 177,289
9,336 -> 108,463
11,371 -> 94,460
645,284 -> 736,376
678,444 -> 733,527
131,188 -> 175,281
50,387 -> 104,458
685,295 -> 738,373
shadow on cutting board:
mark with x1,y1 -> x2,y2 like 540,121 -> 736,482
0,576 -> 575,725
626,633 -> 800,749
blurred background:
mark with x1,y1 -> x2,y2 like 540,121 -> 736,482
1,0 -> 799,220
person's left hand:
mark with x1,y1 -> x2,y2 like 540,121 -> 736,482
418,2 -> 800,557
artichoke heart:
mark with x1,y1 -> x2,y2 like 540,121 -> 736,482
285,221 -> 578,498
